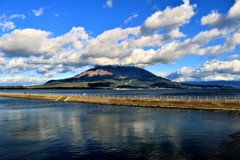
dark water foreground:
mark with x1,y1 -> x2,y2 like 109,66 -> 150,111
0,97 -> 240,160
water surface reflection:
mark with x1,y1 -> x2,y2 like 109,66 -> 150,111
0,97 -> 240,159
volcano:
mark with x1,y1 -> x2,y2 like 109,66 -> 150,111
44,65 -> 190,89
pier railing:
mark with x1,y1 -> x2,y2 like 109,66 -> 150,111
0,92 -> 240,103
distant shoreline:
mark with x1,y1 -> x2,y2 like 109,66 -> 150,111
0,87 -> 239,90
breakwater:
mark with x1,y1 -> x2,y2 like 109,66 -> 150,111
0,92 -> 240,111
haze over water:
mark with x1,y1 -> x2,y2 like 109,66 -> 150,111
1,90 -> 240,159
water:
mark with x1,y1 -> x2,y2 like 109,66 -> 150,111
0,90 -> 240,159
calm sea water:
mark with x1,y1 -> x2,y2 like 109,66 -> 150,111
0,89 -> 240,159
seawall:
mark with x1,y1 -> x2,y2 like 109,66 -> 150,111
0,92 -> 240,112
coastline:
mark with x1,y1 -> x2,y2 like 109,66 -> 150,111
0,92 -> 240,112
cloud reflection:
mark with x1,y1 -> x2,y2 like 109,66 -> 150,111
1,99 -> 240,159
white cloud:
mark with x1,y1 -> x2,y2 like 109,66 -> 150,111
227,0 -> 240,19
54,27 -> 89,50
199,59 -> 240,74
6,58 -> 28,70
104,0 -> 112,8
0,76 -> 49,86
32,7 -> 44,17
201,0 -> 240,29
9,14 -> 26,20
0,23 -> 235,79
85,27 -> 140,59
0,27 -> 90,77
126,34 -> 163,48
202,74 -> 235,81
167,59 -> 240,82
0,14 -> 15,32
122,48 -> 156,67
167,67 -> 196,82
227,54 -> 240,60
0,57 -> 5,68
157,72 -> 168,78
0,29 -> 52,57
124,13 -> 138,24
0,21 -> 15,32
225,31 -> 240,50
140,0 -> 196,35
151,28 -> 235,63
201,11 -> 222,26
1,1 -> 240,85
0,57 -> 4,63
0,13 -> 26,32
191,29 -> 222,45
0,27 -> 89,57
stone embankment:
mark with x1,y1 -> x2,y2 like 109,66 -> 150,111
0,92 -> 240,112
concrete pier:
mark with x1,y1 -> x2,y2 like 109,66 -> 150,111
0,92 -> 240,112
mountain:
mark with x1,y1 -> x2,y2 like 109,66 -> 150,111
41,65 -> 190,89
73,65 -> 158,81
184,81 -> 240,89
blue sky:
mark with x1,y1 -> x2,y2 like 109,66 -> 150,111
0,0 -> 240,85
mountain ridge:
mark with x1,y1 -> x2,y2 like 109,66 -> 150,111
43,65 -> 188,89
184,81 -> 240,88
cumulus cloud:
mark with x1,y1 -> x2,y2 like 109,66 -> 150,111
5,58 -> 30,73
54,27 -> 89,50
140,0 -> 196,35
0,27 -> 88,57
225,31 -> 240,50
166,59 -> 240,82
191,29 -> 223,45
0,29 -> 52,57
199,59 -> 240,74
0,21 -> 235,79
32,7 -> 44,17
124,13 -> 138,24
1,0 -> 240,85
0,76 -> 49,86
201,0 -> 240,29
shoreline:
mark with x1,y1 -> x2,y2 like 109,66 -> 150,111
0,92 -> 240,112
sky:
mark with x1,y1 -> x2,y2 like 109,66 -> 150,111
0,0 -> 240,85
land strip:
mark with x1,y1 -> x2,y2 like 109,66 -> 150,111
0,92 -> 240,112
